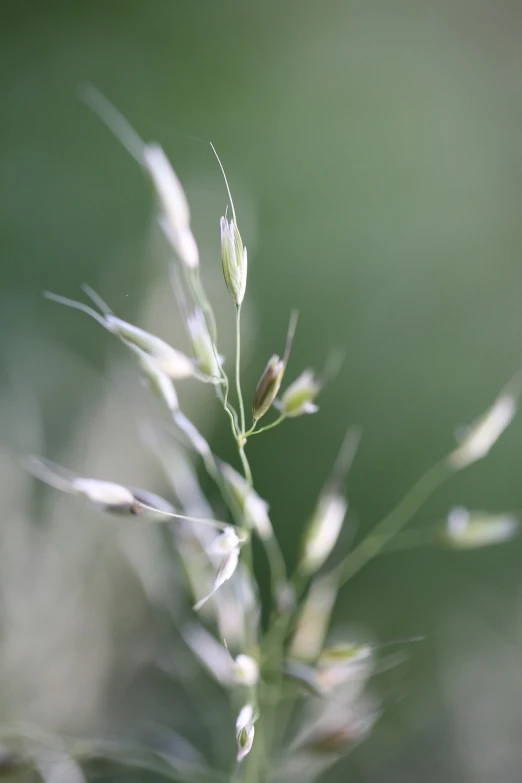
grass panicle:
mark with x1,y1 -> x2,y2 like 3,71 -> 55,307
25,92 -> 521,782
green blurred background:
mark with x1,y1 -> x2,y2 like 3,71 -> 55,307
2,0 -> 522,781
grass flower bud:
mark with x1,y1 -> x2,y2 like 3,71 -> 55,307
441,507 -> 519,549
187,308 -> 222,379
252,312 -> 298,421
213,547 -> 240,589
236,705 -> 255,762
244,491 -> 274,540
290,575 -> 338,661
143,144 -> 199,269
315,643 -> 373,693
80,89 -> 198,268
72,477 -> 136,511
221,463 -> 273,540
285,643 -> 373,696
297,696 -> 379,756
112,321 -> 195,379
27,456 -> 134,511
220,216 -> 247,306
252,355 -> 285,420
194,546 -> 241,611
280,369 -> 321,418
27,457 -> 176,518
129,346 -> 179,412
233,654 -> 259,686
304,720 -> 372,755
317,643 -> 372,667
44,289 -> 196,380
208,526 -> 245,556
301,493 -> 347,574
450,389 -> 518,469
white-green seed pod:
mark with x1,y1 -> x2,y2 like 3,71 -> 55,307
290,575 -> 338,661
252,355 -> 285,420
174,411 -> 213,460
315,643 -> 373,693
159,216 -> 199,273
27,457 -> 177,518
234,654 -> 259,687
236,705 -> 255,762
301,493 -> 347,574
28,456 -> 134,511
280,370 -> 321,418
194,546 -> 241,611
252,312 -> 299,420
221,463 -> 273,540
291,680 -> 379,759
295,692 -> 379,757
220,216 -> 247,306
441,507 -> 519,549
44,290 -> 195,380
72,478 -> 135,510
208,526 -> 245,556
303,719 -> 373,755
244,491 -> 274,540
108,317 -> 195,379
129,345 -> 179,412
450,391 -> 517,469
213,547 -> 240,588
187,308 -> 222,379
143,144 -> 199,269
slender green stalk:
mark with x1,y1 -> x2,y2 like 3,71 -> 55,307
221,379 -> 240,440
136,502 -> 231,531
185,267 -> 240,436
246,415 -> 286,438
239,444 -> 253,488
236,304 -> 246,436
228,297 -> 291,783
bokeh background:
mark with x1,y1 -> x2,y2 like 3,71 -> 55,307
2,0 -> 522,781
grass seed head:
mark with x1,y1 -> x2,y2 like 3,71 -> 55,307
187,307 -> 222,379
301,493 -> 348,574
111,319 -> 195,379
220,217 -> 247,306
252,355 -> 285,420
128,345 -> 179,412
441,506 -> 519,549
280,369 -> 321,418
234,654 -> 260,686
221,463 -> 273,540
143,144 -> 199,269
236,705 -> 255,762
450,390 -> 518,469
